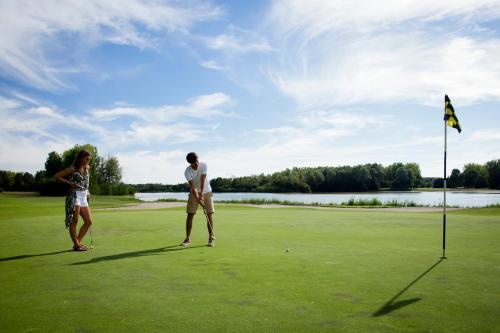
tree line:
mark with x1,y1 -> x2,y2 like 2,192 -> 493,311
3,157 -> 498,194
0,144 -> 135,195
210,163 -> 424,193
131,160 -> 500,193
432,160 -> 500,189
133,162 -> 425,193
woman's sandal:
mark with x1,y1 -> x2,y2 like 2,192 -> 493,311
73,245 -> 87,251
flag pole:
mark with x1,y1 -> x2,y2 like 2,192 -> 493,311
442,95 -> 448,259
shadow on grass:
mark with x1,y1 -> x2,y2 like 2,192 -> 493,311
372,259 -> 444,317
0,250 -> 73,262
70,244 -> 207,265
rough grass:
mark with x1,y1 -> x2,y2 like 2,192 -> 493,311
1,193 -> 499,333
199,198 -> 426,208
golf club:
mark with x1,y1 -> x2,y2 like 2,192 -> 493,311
201,202 -> 215,240
89,225 -> 94,249
87,191 -> 94,249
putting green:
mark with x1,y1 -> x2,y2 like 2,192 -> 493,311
1,193 -> 499,332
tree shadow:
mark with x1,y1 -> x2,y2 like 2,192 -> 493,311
70,245 -> 207,265
0,250 -> 73,262
372,259 -> 443,317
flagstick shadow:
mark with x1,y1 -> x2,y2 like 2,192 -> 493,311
372,259 -> 444,317
70,244 -> 207,265
0,250 -> 73,262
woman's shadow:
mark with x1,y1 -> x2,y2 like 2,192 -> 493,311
69,244 -> 207,265
0,250 -> 73,262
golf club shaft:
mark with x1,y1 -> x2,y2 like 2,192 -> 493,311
201,204 -> 215,238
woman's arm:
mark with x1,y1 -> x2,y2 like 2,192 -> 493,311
54,167 -> 79,188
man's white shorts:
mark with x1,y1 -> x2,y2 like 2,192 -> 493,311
75,190 -> 89,207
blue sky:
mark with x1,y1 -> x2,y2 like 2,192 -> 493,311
1,0 -> 499,184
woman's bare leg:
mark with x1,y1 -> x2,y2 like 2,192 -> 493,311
69,206 -> 81,247
77,207 -> 92,243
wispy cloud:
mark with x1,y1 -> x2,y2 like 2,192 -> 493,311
469,128 -> 500,141
0,91 -> 234,174
206,26 -> 272,53
0,0 -> 223,90
264,0 -> 500,108
267,0 -> 500,37
200,60 -> 226,71
90,92 -> 234,121
115,150 -> 186,184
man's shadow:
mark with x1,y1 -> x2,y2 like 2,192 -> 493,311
0,250 -> 73,262
372,259 -> 443,317
70,244 -> 207,265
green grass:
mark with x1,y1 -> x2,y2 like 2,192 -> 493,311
1,193 -> 499,333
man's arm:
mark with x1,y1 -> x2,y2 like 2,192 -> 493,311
188,180 -> 204,205
200,174 -> 206,195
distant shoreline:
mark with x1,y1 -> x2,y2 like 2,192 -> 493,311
133,189 -> 500,194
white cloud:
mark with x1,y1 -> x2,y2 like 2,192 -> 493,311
0,96 -> 21,111
116,150 -> 186,184
469,128 -> 500,141
30,106 -> 63,119
122,122 -> 206,145
264,0 -> 500,108
0,0 -> 223,90
206,26 -> 272,53
88,93 -> 234,147
0,91 -> 234,175
267,0 -> 500,37
90,93 -> 234,121
200,60 -> 226,71
90,107 -> 141,120
0,132 -> 71,173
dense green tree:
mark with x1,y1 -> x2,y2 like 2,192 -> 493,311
304,169 -> 325,192
367,163 -> 384,190
0,170 -> 15,190
98,156 -> 122,185
405,163 -> 423,188
422,177 -> 435,188
433,178 -> 444,188
22,172 -> 34,189
463,163 -> 489,188
44,151 -> 63,178
383,162 -> 404,188
391,167 -> 410,190
448,169 -> 463,188
485,159 -> 500,189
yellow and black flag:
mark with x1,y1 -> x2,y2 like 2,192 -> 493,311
444,95 -> 462,133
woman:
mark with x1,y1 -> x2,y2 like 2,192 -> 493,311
54,150 -> 93,251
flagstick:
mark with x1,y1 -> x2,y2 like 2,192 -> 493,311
442,102 -> 448,260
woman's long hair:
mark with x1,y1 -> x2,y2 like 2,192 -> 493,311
73,150 -> 92,170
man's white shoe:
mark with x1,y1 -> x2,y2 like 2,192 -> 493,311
208,238 -> 215,247
181,240 -> 190,246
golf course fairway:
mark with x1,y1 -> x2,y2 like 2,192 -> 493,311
1,193 -> 499,332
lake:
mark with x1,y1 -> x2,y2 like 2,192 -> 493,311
135,191 -> 500,208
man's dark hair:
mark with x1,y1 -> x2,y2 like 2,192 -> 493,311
186,152 -> 198,164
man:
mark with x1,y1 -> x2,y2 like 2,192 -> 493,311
182,152 -> 215,247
